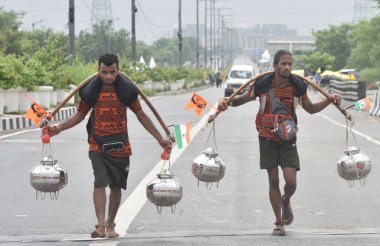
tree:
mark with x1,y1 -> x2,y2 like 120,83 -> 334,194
313,23 -> 354,70
296,51 -> 335,72
0,7 -> 23,55
347,16 -> 380,69
76,21 -> 131,63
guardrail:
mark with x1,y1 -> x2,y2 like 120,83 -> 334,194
329,80 -> 366,101
369,91 -> 380,117
0,106 -> 77,132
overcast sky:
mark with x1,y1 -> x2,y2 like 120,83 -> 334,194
0,0 -> 376,44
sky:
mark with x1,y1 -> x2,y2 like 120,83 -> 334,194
0,0 -> 375,44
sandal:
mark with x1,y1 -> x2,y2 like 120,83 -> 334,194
90,224 -> 106,238
272,219 -> 286,236
281,195 -> 294,226
105,220 -> 120,238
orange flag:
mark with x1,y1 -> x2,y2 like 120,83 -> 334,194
25,102 -> 48,126
184,93 -> 208,116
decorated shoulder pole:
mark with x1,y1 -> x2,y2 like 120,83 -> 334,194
292,74 -> 353,123
39,71 -> 172,139
119,72 -> 172,138
208,72 -> 353,124
39,73 -> 98,128
207,72 -> 271,123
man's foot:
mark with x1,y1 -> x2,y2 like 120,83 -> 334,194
272,219 -> 286,236
105,220 -> 119,238
281,195 -> 294,225
90,224 -> 106,238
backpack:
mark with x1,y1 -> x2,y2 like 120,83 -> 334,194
256,89 -> 299,141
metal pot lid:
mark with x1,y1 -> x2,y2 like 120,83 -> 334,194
203,147 -> 218,157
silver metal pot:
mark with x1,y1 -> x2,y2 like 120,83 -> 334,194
192,147 -> 226,189
30,155 -> 68,199
146,169 -> 183,214
337,146 -> 371,187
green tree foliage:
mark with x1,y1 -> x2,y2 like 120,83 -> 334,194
296,51 -> 335,72
313,23 -> 354,70
0,7 -> 23,55
76,21 -> 131,63
346,16 -> 380,70
0,54 -> 31,90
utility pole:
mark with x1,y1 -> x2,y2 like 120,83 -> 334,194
131,0 -> 137,66
68,0 -> 75,58
204,0 -> 207,68
196,0 -> 199,68
178,0 -> 183,66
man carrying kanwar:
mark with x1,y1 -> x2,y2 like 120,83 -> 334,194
217,50 -> 342,236
44,53 -> 172,238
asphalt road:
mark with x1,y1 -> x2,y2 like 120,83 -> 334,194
1,85 -> 380,246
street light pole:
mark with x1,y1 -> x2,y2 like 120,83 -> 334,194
68,0 -> 75,58
204,0 -> 208,68
178,0 -> 183,66
131,0 -> 137,66
196,0 -> 199,68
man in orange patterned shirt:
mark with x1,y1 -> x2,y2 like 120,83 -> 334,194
217,50 -> 342,236
45,53 -> 172,238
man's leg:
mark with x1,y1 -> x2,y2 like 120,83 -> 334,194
267,167 -> 285,235
106,187 -> 121,238
267,167 -> 282,221
282,167 -> 297,202
281,167 -> 297,225
91,186 -> 107,238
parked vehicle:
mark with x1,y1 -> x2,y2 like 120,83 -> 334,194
224,65 -> 254,97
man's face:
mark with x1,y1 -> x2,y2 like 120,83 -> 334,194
98,63 -> 118,85
274,54 -> 292,78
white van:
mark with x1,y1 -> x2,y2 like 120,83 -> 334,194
224,65 -> 254,97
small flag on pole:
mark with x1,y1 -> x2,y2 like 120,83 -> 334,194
184,93 -> 208,116
174,122 -> 191,149
354,98 -> 371,112
25,102 -> 48,126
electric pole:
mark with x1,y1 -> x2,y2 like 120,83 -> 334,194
68,0 -> 75,58
178,0 -> 183,66
204,0 -> 207,68
131,0 -> 137,66
196,0 -> 199,68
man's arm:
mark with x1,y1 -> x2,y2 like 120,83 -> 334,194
44,111 -> 87,136
217,86 -> 256,111
302,93 -> 342,114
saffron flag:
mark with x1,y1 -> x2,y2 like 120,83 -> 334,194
354,98 -> 371,112
184,93 -> 208,116
174,122 -> 191,149
25,103 -> 48,126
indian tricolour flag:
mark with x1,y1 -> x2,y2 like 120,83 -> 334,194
354,98 -> 371,112
174,122 -> 191,149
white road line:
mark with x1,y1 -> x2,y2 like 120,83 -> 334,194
114,104 -> 217,235
317,113 -> 380,146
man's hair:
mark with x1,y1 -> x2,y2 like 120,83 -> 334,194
98,53 -> 119,68
273,50 -> 292,65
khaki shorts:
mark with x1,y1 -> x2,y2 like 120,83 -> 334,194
259,137 -> 300,171
89,151 -> 130,190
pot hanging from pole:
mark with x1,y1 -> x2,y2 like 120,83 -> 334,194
337,146 -> 371,187
30,155 -> 68,200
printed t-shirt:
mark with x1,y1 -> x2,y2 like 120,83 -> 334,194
78,84 -> 142,157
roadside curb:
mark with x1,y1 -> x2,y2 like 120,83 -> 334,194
0,106 -> 77,132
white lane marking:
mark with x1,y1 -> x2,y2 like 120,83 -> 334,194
113,104 -> 218,237
317,113 -> 380,146
0,129 -> 39,139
